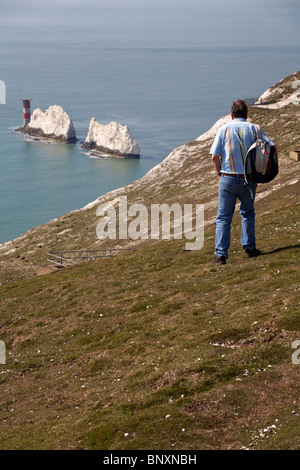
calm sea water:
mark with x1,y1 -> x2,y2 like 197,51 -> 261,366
0,3 -> 299,243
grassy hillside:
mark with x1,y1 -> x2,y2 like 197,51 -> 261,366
0,74 -> 299,449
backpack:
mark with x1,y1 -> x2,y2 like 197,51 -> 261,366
244,125 -> 278,186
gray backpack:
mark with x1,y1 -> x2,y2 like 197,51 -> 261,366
244,124 -> 278,185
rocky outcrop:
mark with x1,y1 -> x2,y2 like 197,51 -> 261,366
82,119 -> 140,158
255,71 -> 300,109
17,105 -> 77,143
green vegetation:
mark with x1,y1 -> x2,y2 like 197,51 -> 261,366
0,200 -> 299,449
0,76 -> 299,449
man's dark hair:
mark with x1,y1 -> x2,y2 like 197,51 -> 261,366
231,99 -> 248,119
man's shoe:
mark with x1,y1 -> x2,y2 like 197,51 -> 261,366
244,247 -> 261,258
212,255 -> 226,265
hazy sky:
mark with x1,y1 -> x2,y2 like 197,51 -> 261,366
0,0 -> 299,47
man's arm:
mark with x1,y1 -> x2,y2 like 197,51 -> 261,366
211,154 -> 221,177
209,127 -> 223,178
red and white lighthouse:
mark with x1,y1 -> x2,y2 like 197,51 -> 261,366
21,99 -> 32,127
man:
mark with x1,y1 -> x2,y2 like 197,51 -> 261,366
210,99 -> 274,265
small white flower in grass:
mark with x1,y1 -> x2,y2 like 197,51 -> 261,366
124,433 -> 129,437
165,414 -> 171,419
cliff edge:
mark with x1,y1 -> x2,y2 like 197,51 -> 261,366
1,71 -> 300,280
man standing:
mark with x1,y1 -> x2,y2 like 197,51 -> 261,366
210,99 -> 274,265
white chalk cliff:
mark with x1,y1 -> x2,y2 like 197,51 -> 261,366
82,119 -> 140,158
25,105 -> 76,143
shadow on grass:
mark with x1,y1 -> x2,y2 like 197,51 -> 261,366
261,244 -> 300,256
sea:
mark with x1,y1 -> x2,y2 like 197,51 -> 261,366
0,1 -> 299,243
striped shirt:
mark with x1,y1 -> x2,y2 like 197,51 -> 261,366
209,118 -> 274,174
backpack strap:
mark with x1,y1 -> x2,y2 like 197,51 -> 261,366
254,124 -> 262,140
244,123 -> 263,182
243,125 -> 261,203
244,141 -> 256,183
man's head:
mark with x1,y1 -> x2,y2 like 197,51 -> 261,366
231,99 -> 248,119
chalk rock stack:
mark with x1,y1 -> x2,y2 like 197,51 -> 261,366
21,105 -> 77,143
82,119 -> 140,158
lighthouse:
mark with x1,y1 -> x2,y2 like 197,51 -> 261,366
21,99 -> 32,127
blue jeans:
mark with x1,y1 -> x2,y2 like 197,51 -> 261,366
215,175 -> 257,258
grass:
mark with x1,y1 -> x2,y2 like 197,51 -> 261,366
0,198 -> 299,449
0,75 -> 300,449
